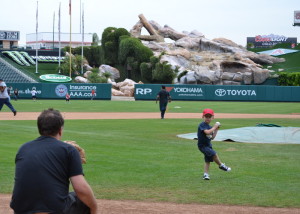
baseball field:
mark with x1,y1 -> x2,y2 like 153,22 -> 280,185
0,99 -> 300,213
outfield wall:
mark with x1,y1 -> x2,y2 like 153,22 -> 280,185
8,83 -> 111,100
135,84 -> 300,102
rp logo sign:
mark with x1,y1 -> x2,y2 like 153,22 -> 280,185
136,88 -> 152,95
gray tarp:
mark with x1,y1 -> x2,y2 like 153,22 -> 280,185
177,127 -> 300,144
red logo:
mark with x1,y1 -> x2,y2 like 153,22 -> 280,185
166,87 -> 174,92
271,49 -> 284,55
255,35 -> 270,42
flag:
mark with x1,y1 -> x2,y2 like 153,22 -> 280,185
36,1 -> 38,33
69,0 -> 71,15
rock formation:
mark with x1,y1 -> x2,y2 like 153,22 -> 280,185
112,78 -> 137,97
77,66 -> 135,97
99,65 -> 120,81
130,14 -> 285,85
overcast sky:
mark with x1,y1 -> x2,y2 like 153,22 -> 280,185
1,0 -> 299,46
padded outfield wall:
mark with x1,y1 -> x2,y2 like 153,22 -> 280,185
135,84 -> 300,102
8,83 -> 111,100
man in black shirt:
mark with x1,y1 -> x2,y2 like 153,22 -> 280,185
10,108 -> 98,214
156,85 -> 172,119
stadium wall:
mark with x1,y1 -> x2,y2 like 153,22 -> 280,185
135,84 -> 300,102
8,83 -> 111,100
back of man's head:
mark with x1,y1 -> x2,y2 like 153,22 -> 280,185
38,108 -> 64,136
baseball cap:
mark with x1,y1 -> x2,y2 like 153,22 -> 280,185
0,82 -> 5,87
202,108 -> 214,116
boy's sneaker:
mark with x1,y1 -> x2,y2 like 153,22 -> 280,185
203,174 -> 210,180
219,163 -> 231,171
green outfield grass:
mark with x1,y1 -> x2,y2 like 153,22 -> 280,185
1,99 -> 300,114
0,101 -> 300,208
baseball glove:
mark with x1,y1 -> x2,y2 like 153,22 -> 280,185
64,140 -> 86,164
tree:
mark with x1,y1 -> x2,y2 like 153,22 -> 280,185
101,27 -> 130,66
140,54 -> 178,84
86,68 -> 111,83
59,54 -> 86,76
73,46 -> 103,67
92,33 -> 100,46
59,55 -> 76,76
118,37 -> 153,82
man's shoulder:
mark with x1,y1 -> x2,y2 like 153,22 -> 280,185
20,137 -> 78,154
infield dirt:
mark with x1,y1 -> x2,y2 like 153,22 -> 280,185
1,112 -> 300,120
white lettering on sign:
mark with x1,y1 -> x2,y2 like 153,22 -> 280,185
255,34 -> 288,42
136,88 -> 152,95
215,89 -> 256,96
173,87 -> 203,93
69,85 -> 97,91
227,90 -> 256,96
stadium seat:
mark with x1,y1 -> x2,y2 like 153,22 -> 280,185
0,56 -> 37,83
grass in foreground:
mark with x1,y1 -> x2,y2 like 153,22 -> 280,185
1,99 -> 300,114
1,118 -> 300,208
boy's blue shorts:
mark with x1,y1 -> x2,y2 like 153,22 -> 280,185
198,146 -> 217,162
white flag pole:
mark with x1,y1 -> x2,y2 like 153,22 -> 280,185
69,0 -> 72,78
35,0 -> 39,74
53,11 -> 55,50
80,0 -> 82,34
81,3 -> 84,74
58,2 -> 61,73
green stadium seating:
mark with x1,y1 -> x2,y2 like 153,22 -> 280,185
0,57 -> 37,83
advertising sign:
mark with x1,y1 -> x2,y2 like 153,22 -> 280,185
39,74 -> 72,82
8,83 -> 111,100
135,84 -> 300,102
247,34 -> 297,48
0,31 -> 20,41
135,84 -> 205,101
294,11 -> 300,26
